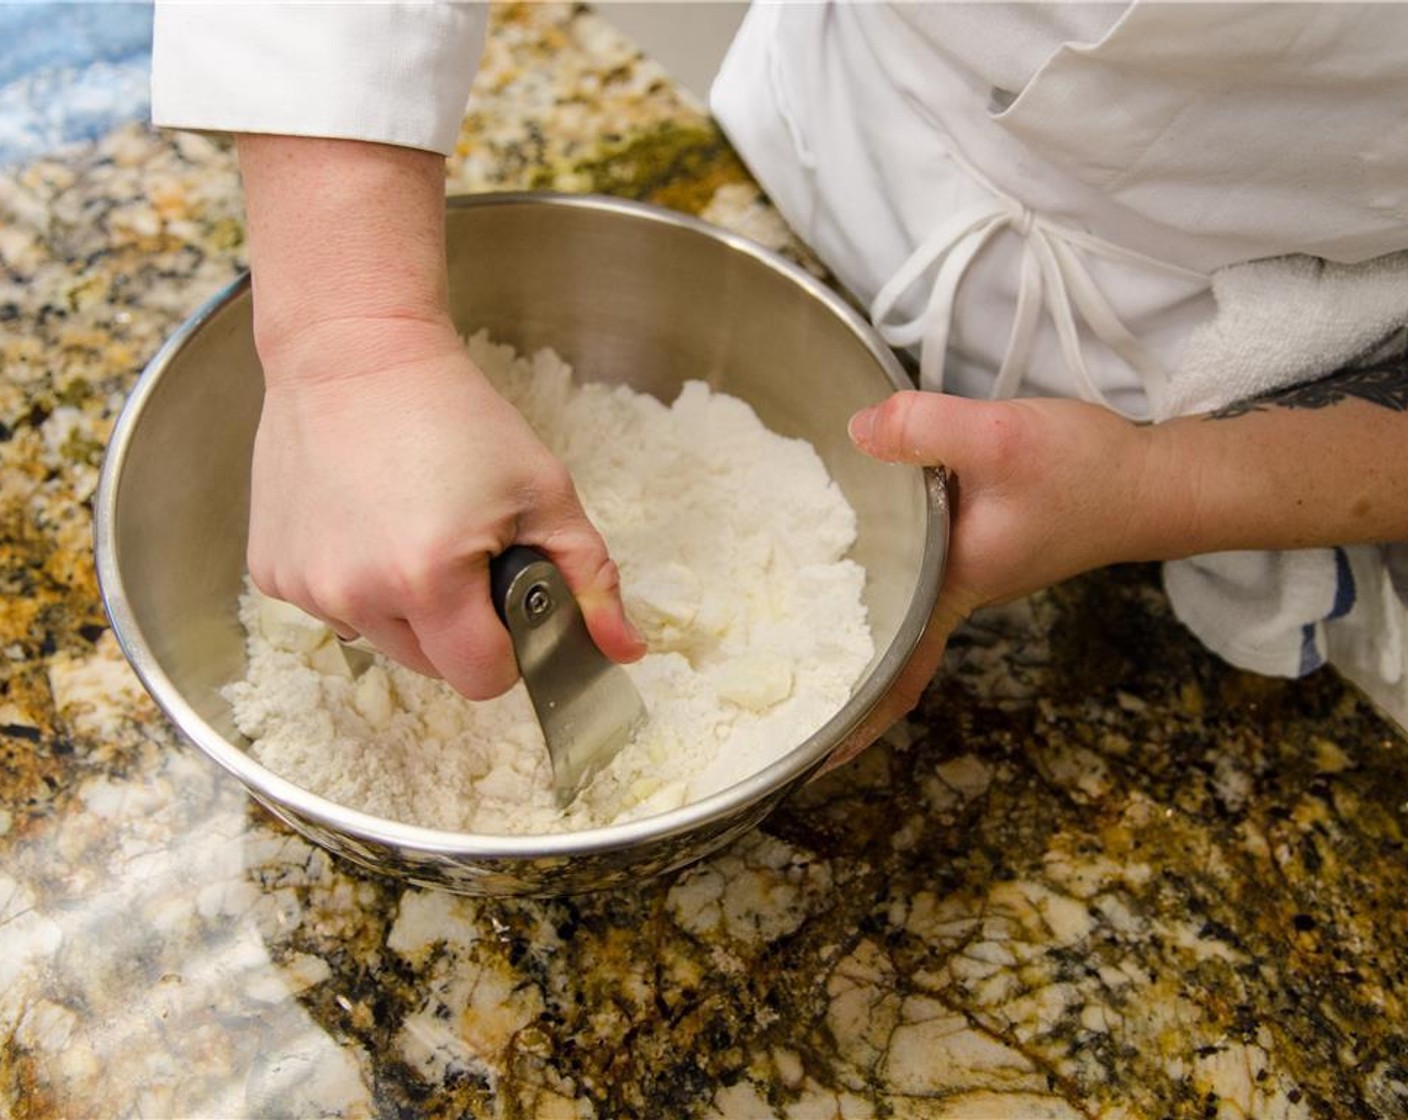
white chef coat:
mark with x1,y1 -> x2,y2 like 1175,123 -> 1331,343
151,2 -> 489,155
711,2 -> 1408,419
150,1 -> 1408,723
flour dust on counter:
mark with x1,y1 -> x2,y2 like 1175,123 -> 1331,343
224,331 -> 874,834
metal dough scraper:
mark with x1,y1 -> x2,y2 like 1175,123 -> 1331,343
490,545 -> 647,807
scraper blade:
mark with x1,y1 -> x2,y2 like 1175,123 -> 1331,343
491,546 -> 647,807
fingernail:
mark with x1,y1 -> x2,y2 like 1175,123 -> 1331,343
848,408 -> 876,447
625,615 -> 647,651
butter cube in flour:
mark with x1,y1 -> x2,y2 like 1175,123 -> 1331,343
256,593 -> 328,655
354,666 -> 395,729
714,652 -> 794,712
625,562 -> 703,648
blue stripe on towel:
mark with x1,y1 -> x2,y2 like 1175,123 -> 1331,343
1297,548 -> 1357,676
1327,547 -> 1356,621
1298,623 -> 1324,676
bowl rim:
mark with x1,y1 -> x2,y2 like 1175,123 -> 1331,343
93,190 -> 949,861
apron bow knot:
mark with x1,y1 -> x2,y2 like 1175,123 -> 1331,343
869,194 -> 1204,420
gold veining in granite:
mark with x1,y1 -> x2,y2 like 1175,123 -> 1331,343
446,5 -> 764,226
529,119 -> 754,215
448,3 -> 705,193
2,3 -> 1407,1117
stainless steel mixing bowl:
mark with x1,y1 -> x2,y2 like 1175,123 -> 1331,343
94,193 -> 948,895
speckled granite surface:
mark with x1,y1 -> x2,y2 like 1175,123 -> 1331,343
2,5 -> 1407,1118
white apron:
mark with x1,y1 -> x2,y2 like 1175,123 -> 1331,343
711,1 -> 1408,725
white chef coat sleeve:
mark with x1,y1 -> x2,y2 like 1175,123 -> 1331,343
151,2 -> 489,156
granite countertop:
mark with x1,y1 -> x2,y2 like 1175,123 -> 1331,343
2,5 -> 1407,1118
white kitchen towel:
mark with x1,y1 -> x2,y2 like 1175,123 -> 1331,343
1161,251 -> 1408,420
1164,547 -> 1349,677
1161,253 -> 1408,729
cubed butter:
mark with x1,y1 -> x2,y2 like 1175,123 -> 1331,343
713,652 -> 794,712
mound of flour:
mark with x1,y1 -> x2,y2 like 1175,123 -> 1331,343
224,331 -> 874,834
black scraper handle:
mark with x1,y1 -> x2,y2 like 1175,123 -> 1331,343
490,545 -> 553,628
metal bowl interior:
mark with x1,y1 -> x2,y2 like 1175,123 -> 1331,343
95,193 -> 948,895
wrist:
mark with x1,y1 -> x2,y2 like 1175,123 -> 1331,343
237,133 -> 454,376
1128,415 -> 1246,562
252,295 -> 456,371
1103,418 -> 1205,566
256,313 -> 471,394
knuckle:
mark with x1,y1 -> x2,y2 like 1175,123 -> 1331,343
877,391 -> 928,461
247,557 -> 279,599
376,556 -> 427,609
542,530 -> 619,598
532,459 -> 577,503
589,556 -> 623,597
309,568 -> 376,628
393,540 -> 483,616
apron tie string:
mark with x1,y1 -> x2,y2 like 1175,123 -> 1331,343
869,195 -> 1206,421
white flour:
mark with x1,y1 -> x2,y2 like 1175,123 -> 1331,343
225,332 -> 874,834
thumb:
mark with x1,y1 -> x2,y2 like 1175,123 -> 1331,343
534,524 -> 648,666
848,390 -> 1014,468
848,390 -> 952,464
